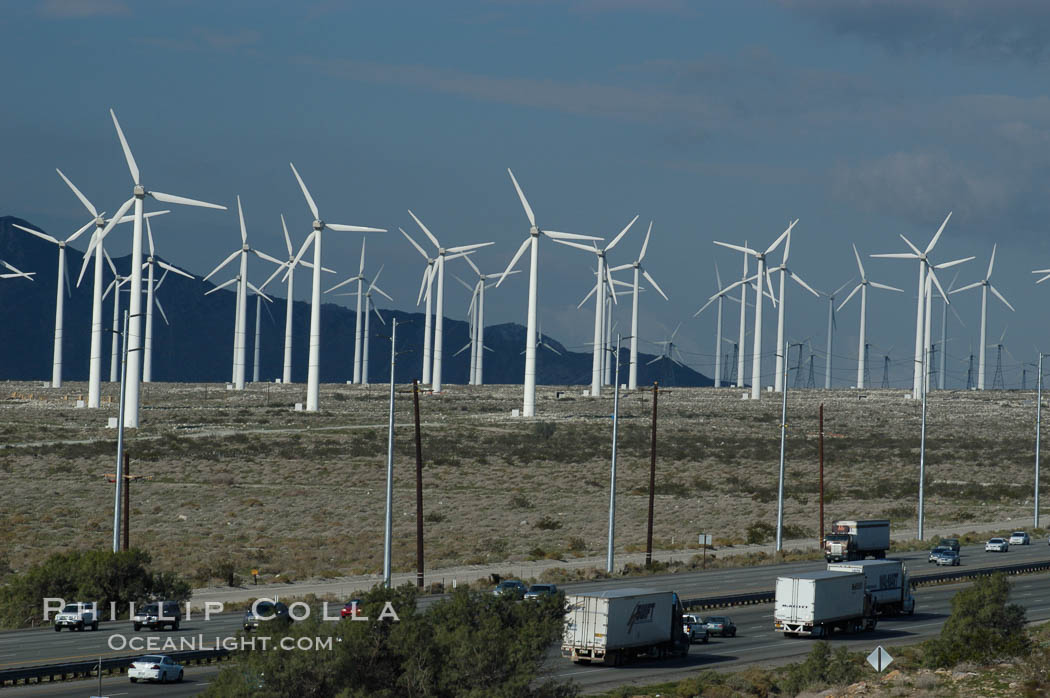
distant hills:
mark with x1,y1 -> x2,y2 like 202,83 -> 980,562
0,216 -> 712,387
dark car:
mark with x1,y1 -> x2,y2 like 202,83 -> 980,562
939,538 -> 961,553
340,599 -> 363,619
243,600 -> 291,632
132,600 -> 182,631
524,584 -> 558,600
704,616 -> 737,637
492,580 -> 528,599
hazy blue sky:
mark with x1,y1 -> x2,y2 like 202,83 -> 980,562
4,0 -> 1050,389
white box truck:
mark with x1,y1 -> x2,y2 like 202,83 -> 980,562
562,589 -> 689,665
774,571 -> 877,637
827,559 -> 915,616
824,519 -> 891,562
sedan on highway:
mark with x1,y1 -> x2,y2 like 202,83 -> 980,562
985,538 -> 1009,552
524,584 -> 558,600
704,616 -> 737,637
492,580 -> 528,599
1008,531 -> 1030,545
930,549 -> 960,566
340,599 -> 363,619
128,655 -> 183,683
928,546 -> 952,563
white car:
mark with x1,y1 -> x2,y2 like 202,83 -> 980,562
682,614 -> 709,643
985,538 -> 1009,552
1008,531 -> 1030,545
128,655 -> 183,683
53,603 -> 98,632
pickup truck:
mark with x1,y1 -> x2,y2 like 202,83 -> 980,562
53,602 -> 99,632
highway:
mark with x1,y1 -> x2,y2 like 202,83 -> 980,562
1,540 -> 1046,696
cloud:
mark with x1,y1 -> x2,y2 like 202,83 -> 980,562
137,27 -> 262,54
780,0 -> 1050,64
37,0 -> 129,18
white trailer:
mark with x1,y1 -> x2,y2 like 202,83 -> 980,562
562,589 -> 688,665
824,519 -> 891,562
828,559 -> 915,616
774,571 -> 877,637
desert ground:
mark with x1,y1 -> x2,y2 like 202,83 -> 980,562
0,379 -> 1040,585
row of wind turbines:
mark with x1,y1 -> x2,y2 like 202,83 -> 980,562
5,109 -> 1048,426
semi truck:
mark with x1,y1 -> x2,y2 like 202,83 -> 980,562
562,589 -> 689,665
824,519 -> 891,562
828,559 -> 915,616
774,571 -> 877,637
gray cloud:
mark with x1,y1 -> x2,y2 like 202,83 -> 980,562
781,0 -> 1050,64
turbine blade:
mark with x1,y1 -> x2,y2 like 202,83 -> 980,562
496,237 -> 531,287
642,269 -> 669,301
764,219 -> 797,256
927,267 -> 949,304
236,195 -> 247,243
373,286 -> 394,302
407,209 -> 441,249
452,273 -> 473,292
284,230 -> 315,283
507,168 -> 536,227
142,210 -> 170,220
369,265 -> 385,291
852,243 -> 866,280
372,306 -> 386,325
898,234 -> 922,257
869,281 -> 903,292
204,276 -> 238,295
149,190 -> 226,210
281,213 -> 293,257
261,261 -> 290,290
154,296 -> 169,325
77,197 -> 131,286
609,263 -> 633,272
552,239 -> 596,254
203,249 -> 241,283
400,227 -> 430,260
639,221 -> 652,261
359,237 -> 366,274
326,275 -> 361,294
447,241 -> 494,254
13,224 -> 60,246
606,214 -> 638,252
924,211 -> 953,255
326,223 -> 386,233
104,248 -> 117,278
252,249 -> 284,267
56,168 -> 98,218
987,243 -> 997,280
714,261 -> 722,290
289,162 -> 319,220
693,296 -> 717,317
416,266 -> 431,306
989,284 -> 1015,312
246,282 -> 272,302
110,108 -> 140,185
950,280 -> 983,294
146,217 -> 155,257
577,283 -> 598,309
543,230 -> 603,241
871,252 -> 918,259
789,270 -> 820,297
714,240 -> 757,256
158,260 -> 194,279
935,256 -> 975,270
605,266 -> 618,305
832,278 -> 854,298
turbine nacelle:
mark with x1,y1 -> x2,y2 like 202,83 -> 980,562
313,219 -> 323,230
134,185 -> 145,197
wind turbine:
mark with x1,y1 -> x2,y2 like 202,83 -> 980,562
553,215 -> 638,397
816,278 -> 853,390
102,252 -> 129,383
141,218 -> 193,383
713,222 -> 794,399
766,228 -> 820,392
250,284 -> 275,383
406,210 -> 493,392
838,244 -> 903,389
871,213 -> 972,398
693,263 -> 733,388
105,109 -> 227,427
286,162 -> 385,410
608,221 -> 668,390
328,261 -> 392,385
12,219 -> 91,387
647,322 -> 688,386
258,214 -> 333,385
203,196 -> 283,390
951,244 -> 1014,390
64,168 -> 167,406
0,261 -> 34,280
345,268 -> 392,385
455,259 -> 519,385
496,168 -> 602,416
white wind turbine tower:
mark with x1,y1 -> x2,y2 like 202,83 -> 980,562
105,109 -> 227,427
141,218 -> 193,383
736,243 -> 749,388
328,263 -> 393,385
65,169 -> 167,406
496,169 -> 602,416
816,279 -> 853,390
454,259 -> 519,385
608,221 -> 668,390
258,214 -> 332,385
406,210 -> 493,393
203,196 -> 283,390
102,253 -> 129,382
694,263 -> 736,388
554,215 -> 638,396
12,219 -> 91,387
250,284 -> 275,383
871,213 -> 973,398
838,244 -> 904,389
401,229 -> 437,384
0,260 -> 34,280
714,222 -> 794,399
766,228 -> 820,392
950,244 -> 1014,390
285,162 -> 385,411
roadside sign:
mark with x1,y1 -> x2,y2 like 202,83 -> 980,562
866,646 -> 894,672
698,534 -> 712,546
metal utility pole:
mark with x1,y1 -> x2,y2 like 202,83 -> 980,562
819,402 -> 825,547
383,319 -> 397,588
918,347 -> 929,540
123,452 -> 130,551
645,378 -> 659,568
607,335 -> 622,574
113,310 -> 130,554
1036,353 -> 1043,530
413,379 -> 425,589
776,340 -> 788,552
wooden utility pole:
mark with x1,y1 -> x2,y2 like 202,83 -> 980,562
819,403 -> 825,548
104,453 -> 149,552
413,379 -> 425,590
645,381 -> 659,568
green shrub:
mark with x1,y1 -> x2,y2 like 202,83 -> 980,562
921,573 -> 1029,667
535,516 -> 562,531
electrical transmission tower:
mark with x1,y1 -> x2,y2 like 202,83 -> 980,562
966,353 -> 974,390
807,355 -> 816,388
929,344 -> 939,390
992,345 -> 1005,389
792,343 -> 806,389
863,343 -> 871,389
881,355 -> 890,389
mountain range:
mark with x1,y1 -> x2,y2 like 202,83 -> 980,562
0,216 -> 712,387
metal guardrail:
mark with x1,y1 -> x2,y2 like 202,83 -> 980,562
681,558 -> 1050,611
0,648 -> 230,687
